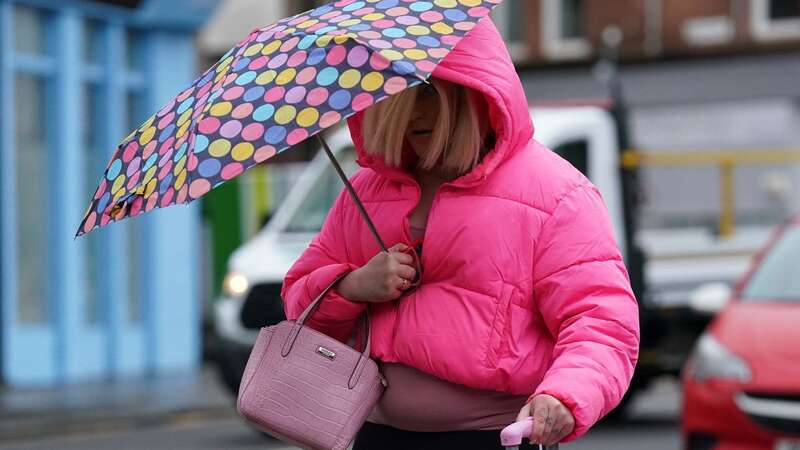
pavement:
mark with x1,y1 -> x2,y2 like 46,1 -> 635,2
0,365 -> 682,448
0,364 -> 238,444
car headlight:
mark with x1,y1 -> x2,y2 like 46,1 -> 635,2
222,271 -> 250,299
686,333 -> 752,383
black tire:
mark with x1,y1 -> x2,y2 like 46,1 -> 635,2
604,386 -> 637,421
213,339 -> 252,396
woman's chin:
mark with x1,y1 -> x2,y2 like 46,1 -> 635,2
407,137 -> 431,155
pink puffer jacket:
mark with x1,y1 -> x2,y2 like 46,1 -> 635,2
282,18 -> 639,441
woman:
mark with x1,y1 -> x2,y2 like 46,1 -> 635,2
282,17 -> 639,449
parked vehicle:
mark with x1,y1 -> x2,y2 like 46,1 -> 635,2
681,216 -> 800,450
211,102 -> 752,412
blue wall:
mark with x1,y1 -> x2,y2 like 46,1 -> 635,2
0,0 -> 216,387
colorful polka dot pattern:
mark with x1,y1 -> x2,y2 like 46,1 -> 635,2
77,0 -> 501,237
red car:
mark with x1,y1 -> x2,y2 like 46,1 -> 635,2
682,217 -> 800,450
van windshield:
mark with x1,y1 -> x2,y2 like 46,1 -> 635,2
741,226 -> 800,302
284,147 -> 358,233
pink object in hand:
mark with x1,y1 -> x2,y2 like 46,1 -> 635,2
236,273 -> 385,450
500,417 -> 560,450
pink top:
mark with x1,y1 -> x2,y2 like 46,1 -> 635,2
366,224 -> 528,431
409,224 -> 425,240
367,362 -> 529,432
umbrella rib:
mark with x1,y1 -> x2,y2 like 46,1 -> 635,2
316,134 -> 388,253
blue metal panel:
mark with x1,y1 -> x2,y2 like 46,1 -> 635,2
53,7 -> 111,382
74,19 -> 110,382
8,0 -> 134,23
1,0 -> 57,386
82,65 -> 105,83
143,30 -> 201,373
103,22 -> 125,376
2,0 -> 209,387
11,54 -> 55,75
7,327 -> 56,386
118,326 -> 145,375
98,23 -> 120,380
86,222 -> 118,381
51,6 -> 78,385
0,0 -> 11,385
103,22 -> 146,378
121,72 -> 145,90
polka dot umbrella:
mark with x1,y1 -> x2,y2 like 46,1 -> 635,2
76,0 -> 504,240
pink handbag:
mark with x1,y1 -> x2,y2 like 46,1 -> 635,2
236,273 -> 386,450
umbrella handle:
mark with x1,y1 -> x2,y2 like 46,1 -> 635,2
317,135 -> 388,253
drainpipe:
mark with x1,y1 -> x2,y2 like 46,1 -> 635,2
730,0 -> 746,45
594,25 -> 646,304
643,0 -> 663,56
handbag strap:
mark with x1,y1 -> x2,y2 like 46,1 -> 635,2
284,271 -> 372,362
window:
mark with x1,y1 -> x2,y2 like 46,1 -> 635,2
681,16 -> 736,47
560,0 -> 584,39
552,140 -> 588,176
81,19 -> 107,325
12,5 -> 53,324
83,19 -> 103,65
285,148 -> 358,234
750,0 -> 800,41
491,0 -> 530,61
741,227 -> 800,302
13,5 -> 47,55
769,0 -> 800,19
15,72 -> 50,324
541,0 -> 590,60
123,28 -> 146,324
123,28 -> 143,72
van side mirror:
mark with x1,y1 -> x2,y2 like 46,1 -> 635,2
688,282 -> 732,315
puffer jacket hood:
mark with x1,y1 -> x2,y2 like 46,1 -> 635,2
346,17 -> 534,188
283,16 -> 640,443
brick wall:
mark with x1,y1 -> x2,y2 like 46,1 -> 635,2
513,0 -> 800,65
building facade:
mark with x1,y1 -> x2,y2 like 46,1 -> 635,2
0,0 -> 218,387
499,0 -> 800,228
495,0 -> 800,64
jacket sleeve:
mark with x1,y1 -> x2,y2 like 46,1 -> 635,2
528,183 -> 640,442
281,184 -> 367,343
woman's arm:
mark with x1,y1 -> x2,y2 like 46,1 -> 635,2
281,182 -> 366,343
528,183 -> 640,442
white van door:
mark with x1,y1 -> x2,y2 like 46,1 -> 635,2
530,106 -> 627,258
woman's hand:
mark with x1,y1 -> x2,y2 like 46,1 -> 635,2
337,243 -> 417,303
516,394 -> 575,446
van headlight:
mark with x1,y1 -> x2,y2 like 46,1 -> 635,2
222,272 -> 250,299
686,334 -> 751,383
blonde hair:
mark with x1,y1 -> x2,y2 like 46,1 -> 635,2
362,78 -> 485,175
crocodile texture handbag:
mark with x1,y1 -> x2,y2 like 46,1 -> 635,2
236,273 -> 386,450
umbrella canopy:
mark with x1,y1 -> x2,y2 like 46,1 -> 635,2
76,0 -> 503,237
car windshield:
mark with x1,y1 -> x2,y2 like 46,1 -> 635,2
741,226 -> 800,302
284,146 -> 358,233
